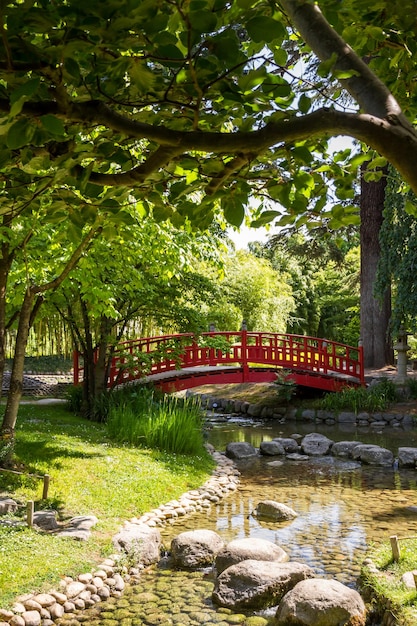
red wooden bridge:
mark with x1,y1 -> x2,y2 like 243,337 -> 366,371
73,331 -> 364,393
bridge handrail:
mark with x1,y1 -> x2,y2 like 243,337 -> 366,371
73,331 -> 364,388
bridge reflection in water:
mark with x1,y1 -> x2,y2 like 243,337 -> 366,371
74,331 -> 364,392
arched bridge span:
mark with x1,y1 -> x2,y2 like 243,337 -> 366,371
74,331 -> 364,393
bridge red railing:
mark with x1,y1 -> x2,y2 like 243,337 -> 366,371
73,331 -> 364,388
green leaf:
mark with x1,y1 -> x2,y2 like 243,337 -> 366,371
298,94 -> 311,114
128,61 -> 155,93
40,115 -> 66,136
332,68 -> 360,79
10,78 -> 40,105
367,156 -> 388,169
155,44 -> 184,66
189,9 -> 217,34
404,199 -> 417,217
246,16 -> 286,43
7,119 -> 36,149
317,53 -> 338,78
292,145 -> 313,164
223,197 -> 244,227
250,210 -> 280,227
64,57 -> 81,82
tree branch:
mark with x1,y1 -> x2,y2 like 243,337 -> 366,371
32,226 -> 100,295
279,0 -> 410,126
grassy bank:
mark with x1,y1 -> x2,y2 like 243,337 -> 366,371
0,402 -> 215,608
361,539 -> 417,625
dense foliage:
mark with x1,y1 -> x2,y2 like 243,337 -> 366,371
376,172 -> 417,336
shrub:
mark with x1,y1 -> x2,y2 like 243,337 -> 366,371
318,378 -> 399,414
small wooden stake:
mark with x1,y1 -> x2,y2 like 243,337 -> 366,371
390,535 -> 401,561
27,500 -> 34,528
42,474 -> 50,500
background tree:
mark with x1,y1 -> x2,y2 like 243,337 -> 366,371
212,250 -> 295,332
251,232 -> 360,343
376,172 -> 417,339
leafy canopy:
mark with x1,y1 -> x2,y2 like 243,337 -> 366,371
1,0 -> 417,235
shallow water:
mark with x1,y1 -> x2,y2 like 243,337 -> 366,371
74,417 -> 417,625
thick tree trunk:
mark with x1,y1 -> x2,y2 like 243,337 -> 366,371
360,165 -> 393,368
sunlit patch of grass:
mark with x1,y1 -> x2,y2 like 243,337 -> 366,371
0,402 -> 214,607
361,539 -> 417,625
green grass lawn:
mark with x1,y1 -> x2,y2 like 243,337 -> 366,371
0,402 -> 215,608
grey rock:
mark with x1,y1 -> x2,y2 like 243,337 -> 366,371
212,560 -> 314,609
113,523 -> 161,565
225,442 -> 258,459
253,500 -> 298,521
272,437 -> 299,453
259,440 -> 285,456
398,447 -> 417,468
247,404 -> 263,417
171,529 -> 225,568
300,409 -> 316,421
286,453 -> 310,461
301,433 -> 333,456
352,444 -> 394,466
331,441 -> 363,458
337,412 -> 357,423
402,571 -> 417,589
215,538 -> 289,574
0,497 -> 18,515
33,511 -> 59,531
275,578 -> 366,626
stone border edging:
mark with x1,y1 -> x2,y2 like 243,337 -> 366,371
187,389 -> 416,428
0,446 -> 240,626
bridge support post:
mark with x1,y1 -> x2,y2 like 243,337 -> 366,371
241,323 -> 249,382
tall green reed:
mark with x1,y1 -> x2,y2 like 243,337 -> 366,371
106,386 -> 205,455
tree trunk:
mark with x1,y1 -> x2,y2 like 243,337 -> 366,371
0,288 -> 35,463
360,165 -> 393,368
0,247 -> 12,399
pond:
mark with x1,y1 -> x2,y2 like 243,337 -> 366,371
72,414 -> 417,626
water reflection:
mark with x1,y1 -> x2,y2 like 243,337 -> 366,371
81,418 -> 417,625
161,430 -> 417,587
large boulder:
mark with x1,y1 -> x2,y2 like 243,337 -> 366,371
113,523 -> 161,565
273,437 -> 300,453
398,447 -> 417,468
212,559 -> 314,610
275,578 -> 366,626
331,441 -> 363,458
260,440 -> 285,456
171,529 -> 225,568
215,538 -> 289,574
226,442 -> 258,459
351,444 -> 394,466
253,500 -> 298,521
301,433 -> 334,456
